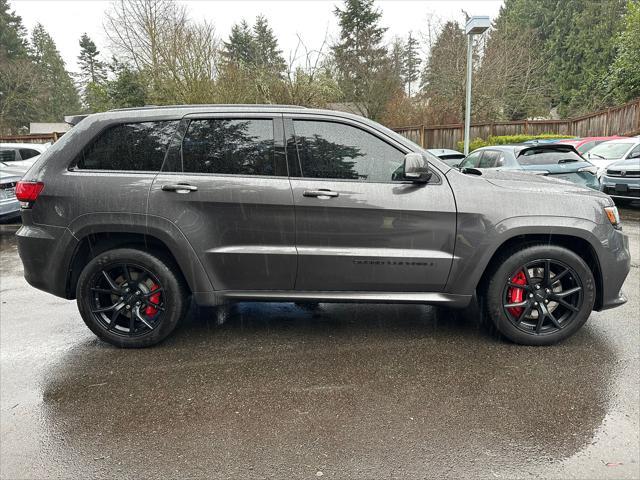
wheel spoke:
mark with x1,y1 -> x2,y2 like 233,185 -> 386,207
91,301 -> 123,314
129,311 -> 136,334
555,297 -> 579,312
543,260 -> 551,286
547,310 -> 562,329
552,267 -> 570,284
143,287 -> 164,298
135,309 -> 154,330
91,287 -> 118,295
504,300 -> 528,309
101,270 -> 120,291
108,303 -> 126,330
142,298 -> 165,311
122,264 -> 132,282
553,286 -> 582,298
535,307 -> 545,333
516,302 -> 534,324
522,267 -> 532,285
507,281 -> 531,291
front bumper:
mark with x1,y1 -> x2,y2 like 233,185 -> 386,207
600,174 -> 640,200
595,226 -> 631,311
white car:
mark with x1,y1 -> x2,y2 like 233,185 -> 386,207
584,138 -> 640,177
0,166 -> 23,223
0,142 -> 49,172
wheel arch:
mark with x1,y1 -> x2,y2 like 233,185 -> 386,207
65,214 -> 214,299
476,233 -> 603,310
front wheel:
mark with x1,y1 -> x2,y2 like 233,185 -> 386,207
483,244 -> 596,346
77,248 -> 189,348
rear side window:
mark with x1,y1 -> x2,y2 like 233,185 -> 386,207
178,119 -> 275,175
0,149 -> 17,162
19,148 -> 40,160
292,120 -> 405,182
77,121 -> 179,171
517,148 -> 583,165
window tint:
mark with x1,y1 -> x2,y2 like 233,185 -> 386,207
628,144 -> 640,159
19,149 -> 40,160
77,121 -> 178,171
0,149 -> 17,162
517,147 -> 583,165
179,119 -> 275,175
293,120 -> 405,182
459,151 -> 482,168
478,150 -> 505,168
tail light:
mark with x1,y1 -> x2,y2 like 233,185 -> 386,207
15,181 -> 44,203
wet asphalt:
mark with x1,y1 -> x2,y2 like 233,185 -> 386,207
0,209 -> 638,479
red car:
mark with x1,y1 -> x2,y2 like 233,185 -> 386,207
556,136 -> 628,155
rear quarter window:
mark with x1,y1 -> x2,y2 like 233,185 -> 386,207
76,121 -> 179,171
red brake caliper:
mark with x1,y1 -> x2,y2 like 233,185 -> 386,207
507,270 -> 527,317
145,282 -> 161,316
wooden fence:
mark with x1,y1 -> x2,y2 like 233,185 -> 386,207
0,132 -> 63,144
393,98 -> 640,150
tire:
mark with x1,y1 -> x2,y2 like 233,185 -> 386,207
77,248 -> 189,348
482,244 -> 596,346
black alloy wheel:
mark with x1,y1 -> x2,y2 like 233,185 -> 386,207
502,259 -> 583,335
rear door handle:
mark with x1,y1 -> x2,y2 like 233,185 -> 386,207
303,189 -> 339,198
161,183 -> 198,193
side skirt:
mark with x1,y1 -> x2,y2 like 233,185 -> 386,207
193,290 -> 473,308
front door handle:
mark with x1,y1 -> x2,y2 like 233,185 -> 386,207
161,183 -> 198,193
303,189 -> 339,198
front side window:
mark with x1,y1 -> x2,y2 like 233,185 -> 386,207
292,120 -> 405,182
77,121 -> 178,171
179,119 -> 275,175
459,151 -> 482,168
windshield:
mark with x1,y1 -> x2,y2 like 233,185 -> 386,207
587,142 -> 632,160
517,148 -> 583,165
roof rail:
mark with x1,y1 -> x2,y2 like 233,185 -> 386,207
109,104 -> 308,112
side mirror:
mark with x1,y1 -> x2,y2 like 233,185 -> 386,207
403,153 -> 432,183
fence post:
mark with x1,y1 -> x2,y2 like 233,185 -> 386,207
420,125 -> 425,148
524,120 -> 528,135
605,108 -> 612,136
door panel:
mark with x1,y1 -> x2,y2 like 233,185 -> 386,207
148,114 -> 296,291
291,179 -> 456,292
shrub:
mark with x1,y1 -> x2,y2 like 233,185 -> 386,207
457,133 -> 571,152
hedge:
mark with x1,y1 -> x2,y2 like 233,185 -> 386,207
457,133 -> 572,153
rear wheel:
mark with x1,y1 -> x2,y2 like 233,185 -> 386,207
483,244 -> 595,345
77,248 -> 188,348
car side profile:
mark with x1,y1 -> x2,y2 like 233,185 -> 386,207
16,105 -> 630,348
458,144 -> 600,190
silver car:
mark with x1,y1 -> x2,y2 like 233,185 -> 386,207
600,157 -> 640,202
0,167 -> 22,223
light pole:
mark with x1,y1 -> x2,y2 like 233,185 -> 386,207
463,16 -> 490,155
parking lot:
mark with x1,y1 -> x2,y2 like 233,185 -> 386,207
0,209 -> 638,479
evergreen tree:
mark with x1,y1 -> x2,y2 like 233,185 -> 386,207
222,20 -> 255,67
403,32 -> 421,97
31,23 -> 81,120
420,21 -> 467,123
607,0 -> 640,103
332,0 -> 391,119
253,15 -> 286,76
78,33 -> 107,85
389,38 -> 405,83
107,59 -> 147,108
0,0 -> 28,59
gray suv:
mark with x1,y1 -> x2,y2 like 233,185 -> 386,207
15,105 -> 630,348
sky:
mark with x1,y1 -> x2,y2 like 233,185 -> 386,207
12,0 -> 503,73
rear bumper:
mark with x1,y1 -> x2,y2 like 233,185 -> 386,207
16,213 -> 78,299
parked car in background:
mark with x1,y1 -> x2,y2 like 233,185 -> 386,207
584,137 -> 640,177
523,138 -> 577,145
0,166 -> 23,223
426,148 -> 465,167
458,144 -> 599,190
599,157 -> 640,203
556,136 -> 628,155
0,143 -> 49,172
